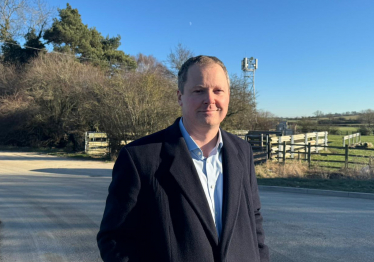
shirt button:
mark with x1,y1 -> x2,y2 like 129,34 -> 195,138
210,185 -> 213,189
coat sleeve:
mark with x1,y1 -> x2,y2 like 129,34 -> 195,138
248,146 -> 270,262
97,147 -> 141,262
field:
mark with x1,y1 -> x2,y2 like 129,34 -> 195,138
256,134 -> 374,193
311,135 -> 374,169
336,126 -> 359,133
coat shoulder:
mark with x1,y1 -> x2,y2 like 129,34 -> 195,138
221,130 -> 252,153
120,128 -> 166,162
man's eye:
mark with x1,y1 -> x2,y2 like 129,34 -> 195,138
194,90 -> 202,93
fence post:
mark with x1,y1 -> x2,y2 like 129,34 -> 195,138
308,143 -> 311,168
267,139 -> 272,160
304,134 -> 308,160
315,132 -> 319,153
278,136 -> 282,162
291,135 -> 294,159
324,131 -> 328,149
283,141 -> 286,164
345,144 -> 349,169
85,132 -> 88,153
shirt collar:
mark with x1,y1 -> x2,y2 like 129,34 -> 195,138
179,118 -> 223,158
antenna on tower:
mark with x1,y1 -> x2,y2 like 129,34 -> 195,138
242,57 -> 258,125
241,57 -> 258,103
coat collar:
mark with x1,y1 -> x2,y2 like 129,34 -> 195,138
162,118 -> 244,252
219,130 -> 244,256
163,119 -> 219,246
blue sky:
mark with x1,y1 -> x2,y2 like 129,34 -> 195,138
46,0 -> 374,117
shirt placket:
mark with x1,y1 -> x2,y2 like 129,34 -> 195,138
206,155 -> 217,223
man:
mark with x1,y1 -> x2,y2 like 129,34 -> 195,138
97,55 -> 269,262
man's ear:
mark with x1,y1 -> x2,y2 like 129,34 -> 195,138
177,90 -> 183,106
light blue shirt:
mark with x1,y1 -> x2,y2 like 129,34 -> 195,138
179,118 -> 223,238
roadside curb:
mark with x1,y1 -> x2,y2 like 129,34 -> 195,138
259,185 -> 374,200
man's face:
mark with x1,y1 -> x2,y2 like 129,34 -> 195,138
177,63 -> 230,131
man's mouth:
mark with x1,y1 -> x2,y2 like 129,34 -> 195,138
201,108 -> 221,112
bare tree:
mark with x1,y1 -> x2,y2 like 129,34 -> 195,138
21,53 -> 104,148
0,63 -> 20,95
134,53 -> 172,77
313,110 -> 323,122
0,0 -> 53,41
166,43 -> 194,75
0,62 -> 31,145
221,74 -> 256,130
256,110 -> 277,130
360,109 -> 374,128
94,59 -> 180,155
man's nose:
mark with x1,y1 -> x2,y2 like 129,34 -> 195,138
204,91 -> 215,104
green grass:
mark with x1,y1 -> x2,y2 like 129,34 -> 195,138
311,135 -> 374,169
336,126 -> 358,133
340,115 -> 360,120
258,177 -> 374,193
258,134 -> 374,193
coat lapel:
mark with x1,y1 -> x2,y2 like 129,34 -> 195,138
163,120 -> 219,246
219,131 -> 244,256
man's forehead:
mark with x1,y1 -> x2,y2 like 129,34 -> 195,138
187,63 -> 225,76
190,62 -> 220,70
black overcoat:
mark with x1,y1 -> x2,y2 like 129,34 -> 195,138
97,119 -> 269,262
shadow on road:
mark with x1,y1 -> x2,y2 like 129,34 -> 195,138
0,151 -> 108,162
30,168 -> 112,177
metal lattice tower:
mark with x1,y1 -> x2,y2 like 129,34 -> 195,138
241,57 -> 258,103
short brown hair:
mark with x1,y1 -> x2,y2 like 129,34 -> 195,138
177,55 -> 230,93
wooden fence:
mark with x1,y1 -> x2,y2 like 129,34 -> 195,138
85,132 -> 109,155
229,130 -> 249,140
246,131 -> 328,163
271,143 -> 374,169
343,133 -> 361,147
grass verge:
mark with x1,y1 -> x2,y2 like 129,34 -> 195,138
257,178 -> 374,193
256,160 -> 374,193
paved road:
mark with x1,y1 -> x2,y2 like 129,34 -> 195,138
1,151 -> 373,261
261,190 -> 374,262
0,151 -> 113,262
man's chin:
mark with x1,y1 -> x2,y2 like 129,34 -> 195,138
198,118 -> 221,128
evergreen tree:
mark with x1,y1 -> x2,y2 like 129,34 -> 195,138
43,4 -> 136,70
1,29 -> 45,65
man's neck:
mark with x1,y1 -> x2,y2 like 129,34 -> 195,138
183,121 -> 219,158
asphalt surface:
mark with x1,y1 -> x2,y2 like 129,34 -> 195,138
1,151 -> 373,262
261,190 -> 374,262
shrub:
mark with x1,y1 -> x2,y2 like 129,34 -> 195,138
328,126 -> 340,135
298,118 -> 318,133
357,126 -> 372,135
